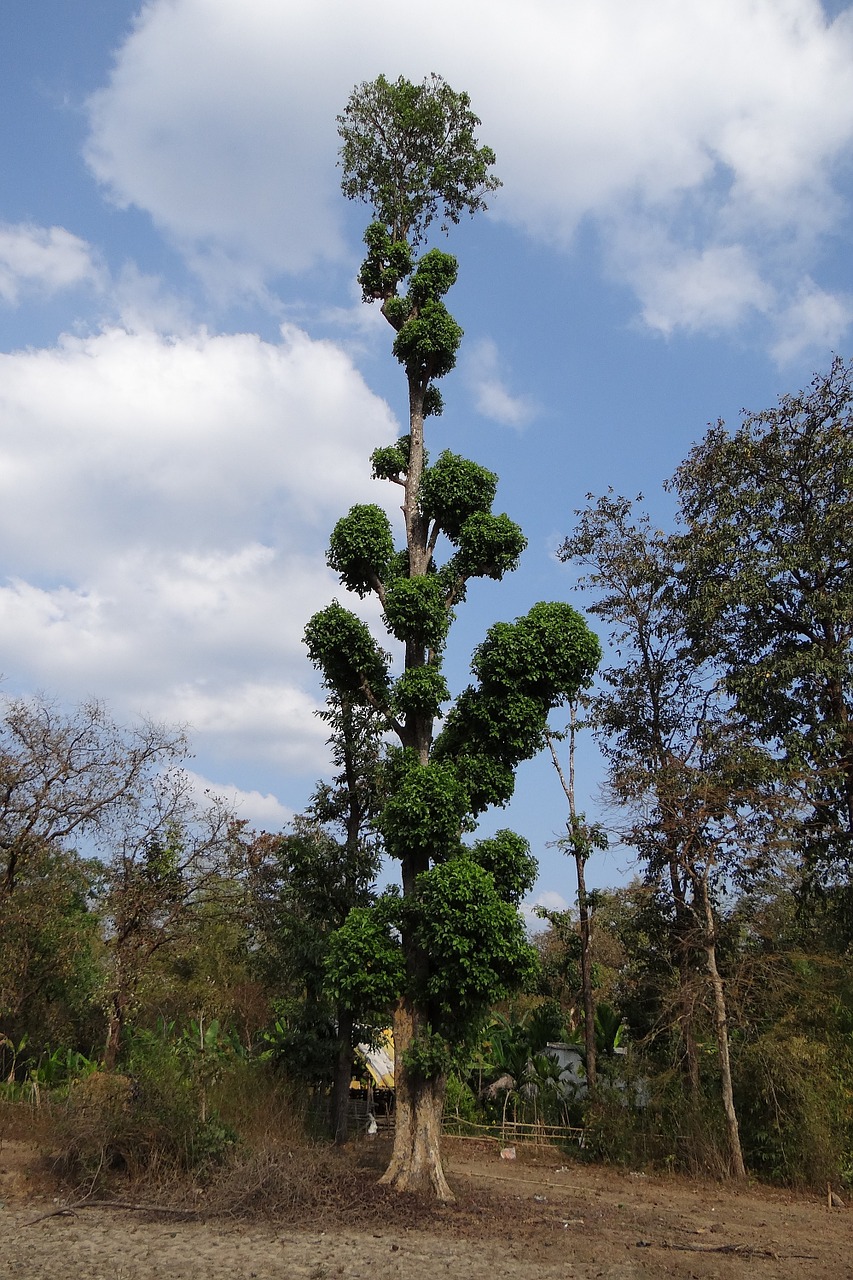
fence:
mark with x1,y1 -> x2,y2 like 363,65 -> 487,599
441,1115 -> 586,1148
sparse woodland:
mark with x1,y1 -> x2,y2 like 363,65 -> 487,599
1,77 -> 852,1205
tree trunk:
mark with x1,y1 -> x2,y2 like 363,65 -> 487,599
333,1007 -> 354,1145
103,995 -> 125,1070
698,877 -> 746,1179
667,850 -> 701,1099
575,850 -> 597,1091
379,997 -> 454,1200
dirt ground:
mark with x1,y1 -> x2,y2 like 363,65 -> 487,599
1,1135 -> 851,1280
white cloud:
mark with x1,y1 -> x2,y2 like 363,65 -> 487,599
626,240 -> 775,335
0,322 -> 398,786
0,223 -> 102,304
85,0 -> 349,289
84,0 -> 853,347
0,324 -> 396,572
184,770 -> 294,831
522,888 -> 569,932
463,338 -> 537,428
153,678 -> 328,772
770,279 -> 853,363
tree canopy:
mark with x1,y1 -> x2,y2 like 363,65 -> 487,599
671,357 -> 853,916
338,73 -> 501,248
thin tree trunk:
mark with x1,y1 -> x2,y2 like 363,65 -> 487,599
698,876 -> 746,1179
546,715 -> 597,1090
667,849 -> 702,1099
379,997 -> 454,1200
333,1007 -> 354,1145
678,962 -> 702,1100
575,849 -> 597,1091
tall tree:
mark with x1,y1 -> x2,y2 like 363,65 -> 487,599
545,705 -> 608,1091
306,74 -> 600,1198
670,359 -> 853,928
559,493 -> 784,1177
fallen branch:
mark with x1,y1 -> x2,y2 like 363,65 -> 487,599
641,1240 -> 818,1260
23,1199 -> 202,1226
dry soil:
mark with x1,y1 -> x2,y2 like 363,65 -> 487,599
1,1135 -> 851,1279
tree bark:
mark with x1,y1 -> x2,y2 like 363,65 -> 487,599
698,877 -> 746,1179
378,997 -> 454,1200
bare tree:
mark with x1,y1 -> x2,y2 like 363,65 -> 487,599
0,695 -> 184,896
100,768 -> 235,1067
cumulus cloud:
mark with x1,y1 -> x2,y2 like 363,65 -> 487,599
84,0 -> 853,348
184,770 -> 294,832
0,223 -> 102,304
0,324 -> 395,570
0,323 -> 398,786
522,889 -> 569,932
770,279 -> 853,363
463,338 -> 537,428
623,239 -> 775,335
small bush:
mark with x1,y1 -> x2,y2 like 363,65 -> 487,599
444,1073 -> 479,1125
582,1066 -> 730,1178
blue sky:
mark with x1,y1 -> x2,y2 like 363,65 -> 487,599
3,0 -> 853,918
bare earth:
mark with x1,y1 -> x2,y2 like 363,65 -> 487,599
1,1136 -> 851,1280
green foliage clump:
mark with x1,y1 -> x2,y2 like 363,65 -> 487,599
371,439 -> 410,481
392,663 -> 450,720
443,750 -> 517,815
475,601 -> 602,704
392,299 -> 462,384
410,859 -> 539,1024
379,755 -> 469,860
324,899 -> 404,1019
408,249 -> 459,304
419,450 -> 497,538
454,512 -> 527,580
423,386 -> 444,417
382,576 -> 451,649
469,830 -> 537,904
327,505 -> 395,597
303,602 -> 389,704
358,221 -> 414,302
432,605 -> 600,816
